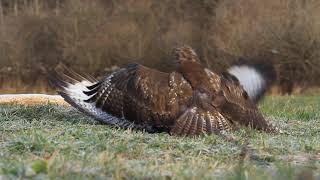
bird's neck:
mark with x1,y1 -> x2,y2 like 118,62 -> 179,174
177,61 -> 208,90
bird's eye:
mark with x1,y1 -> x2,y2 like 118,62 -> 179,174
218,90 -> 224,96
242,91 -> 249,99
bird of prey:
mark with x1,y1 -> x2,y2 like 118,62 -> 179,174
49,46 -> 277,136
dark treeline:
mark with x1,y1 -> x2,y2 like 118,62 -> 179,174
0,0 -> 319,93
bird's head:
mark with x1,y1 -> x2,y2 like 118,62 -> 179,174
172,45 -> 199,64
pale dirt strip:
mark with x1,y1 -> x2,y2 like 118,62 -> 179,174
0,94 -> 69,106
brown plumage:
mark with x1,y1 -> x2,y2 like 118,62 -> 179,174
49,46 -> 278,136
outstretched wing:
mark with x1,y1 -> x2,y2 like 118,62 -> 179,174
50,63 -> 193,133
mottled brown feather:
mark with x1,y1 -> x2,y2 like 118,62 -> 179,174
84,63 -> 194,133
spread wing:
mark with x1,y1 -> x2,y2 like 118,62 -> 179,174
50,63 -> 194,133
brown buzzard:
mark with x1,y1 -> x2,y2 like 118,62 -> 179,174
49,46 -> 277,136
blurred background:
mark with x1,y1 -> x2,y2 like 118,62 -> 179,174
0,0 -> 319,94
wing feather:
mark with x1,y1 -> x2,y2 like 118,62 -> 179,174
82,63 -> 193,132
205,111 -> 213,133
170,110 -> 189,135
179,110 -> 195,135
188,112 -> 199,136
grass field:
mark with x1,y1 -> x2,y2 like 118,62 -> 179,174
0,96 -> 319,179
